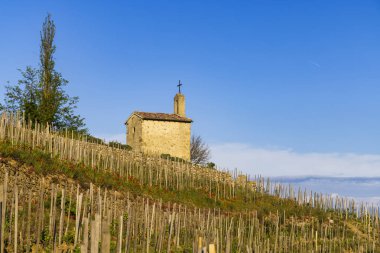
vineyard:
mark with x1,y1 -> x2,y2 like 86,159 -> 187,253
0,112 -> 379,252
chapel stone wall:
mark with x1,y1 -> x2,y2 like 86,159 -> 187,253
126,115 -> 143,152
141,120 -> 191,160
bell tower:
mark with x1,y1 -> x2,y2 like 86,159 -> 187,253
174,80 -> 186,117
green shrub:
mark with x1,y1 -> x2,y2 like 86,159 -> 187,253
63,230 -> 75,245
41,226 -> 53,248
207,162 -> 216,169
160,153 -> 186,163
108,141 -> 132,150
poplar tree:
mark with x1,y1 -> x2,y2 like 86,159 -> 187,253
1,14 -> 86,132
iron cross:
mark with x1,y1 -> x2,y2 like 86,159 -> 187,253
177,80 -> 183,93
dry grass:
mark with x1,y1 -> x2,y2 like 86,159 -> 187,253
0,111 -> 379,252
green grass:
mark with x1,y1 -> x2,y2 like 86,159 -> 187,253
0,141 -> 345,221
0,140 -> 374,248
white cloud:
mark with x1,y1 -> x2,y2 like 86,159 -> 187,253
89,137 -> 380,178
210,143 -> 380,177
354,196 -> 380,206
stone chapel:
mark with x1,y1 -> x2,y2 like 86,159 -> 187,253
125,85 -> 192,160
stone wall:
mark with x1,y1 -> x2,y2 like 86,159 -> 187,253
126,114 -> 143,152
141,120 -> 191,160
174,93 -> 186,117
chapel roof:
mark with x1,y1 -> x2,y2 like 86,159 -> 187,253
126,111 -> 192,123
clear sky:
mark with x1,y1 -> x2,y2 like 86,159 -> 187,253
1,1 -> 380,177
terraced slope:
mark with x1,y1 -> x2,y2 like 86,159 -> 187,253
0,113 -> 378,252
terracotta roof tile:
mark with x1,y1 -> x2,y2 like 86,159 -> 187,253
132,111 -> 192,123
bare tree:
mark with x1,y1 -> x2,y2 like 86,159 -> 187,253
190,135 -> 211,164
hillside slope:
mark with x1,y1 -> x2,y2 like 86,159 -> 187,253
0,142 -> 378,252
0,113 -> 379,252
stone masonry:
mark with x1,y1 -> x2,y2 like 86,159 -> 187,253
125,92 -> 192,160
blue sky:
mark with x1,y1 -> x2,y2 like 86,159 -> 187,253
1,1 -> 380,176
